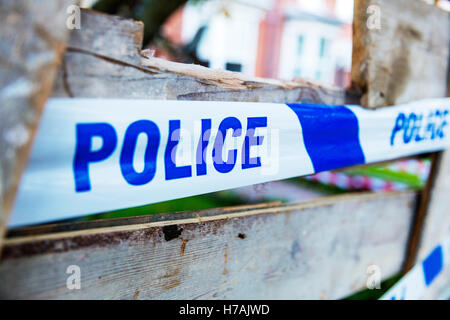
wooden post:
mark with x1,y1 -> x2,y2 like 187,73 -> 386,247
352,0 -> 449,290
352,0 -> 448,108
0,0 -> 73,253
412,48 -> 450,299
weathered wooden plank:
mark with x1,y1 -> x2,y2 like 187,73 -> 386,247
0,191 -> 417,299
413,150 -> 450,297
402,152 -> 443,272
407,44 -> 450,298
351,3 -> 450,298
0,0 -> 73,253
67,8 -> 144,66
352,0 -> 449,108
52,8 -> 354,105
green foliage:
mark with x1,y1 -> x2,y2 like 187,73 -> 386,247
289,177 -> 349,194
345,165 -> 424,189
83,190 -> 247,221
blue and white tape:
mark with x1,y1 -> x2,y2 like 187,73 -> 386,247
9,97 -> 450,227
381,235 -> 450,300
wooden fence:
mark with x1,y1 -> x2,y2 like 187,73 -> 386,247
0,0 -> 449,299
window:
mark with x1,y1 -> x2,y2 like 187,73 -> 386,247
319,38 -> 330,58
315,70 -> 322,80
225,62 -> 242,72
297,35 -> 304,55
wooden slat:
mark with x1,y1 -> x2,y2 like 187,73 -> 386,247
414,62 -> 450,299
420,151 -> 450,299
67,8 -> 144,66
352,2 -> 450,298
0,0 -> 73,253
52,8 -> 356,105
352,0 -> 449,108
0,191 -> 417,299
402,152 -> 443,272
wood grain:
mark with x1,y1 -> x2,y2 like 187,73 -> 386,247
67,8 -> 144,66
351,1 -> 450,299
402,152 -> 443,273
352,0 -> 449,108
414,81 -> 450,299
0,191 -> 417,299
404,43 -> 450,298
0,0 -> 73,253
406,149 -> 450,299
52,8 -> 356,105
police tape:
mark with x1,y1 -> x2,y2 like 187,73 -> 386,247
380,235 -> 450,300
9,97 -> 450,227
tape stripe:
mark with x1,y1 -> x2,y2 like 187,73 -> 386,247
381,236 -> 450,300
8,97 -> 450,227
422,245 -> 444,286
287,103 -> 365,172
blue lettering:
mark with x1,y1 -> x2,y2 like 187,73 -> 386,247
73,123 -> 117,192
391,109 -> 448,146
213,117 -> 242,173
403,113 -> 417,144
436,109 -> 448,139
425,111 -> 436,140
120,120 -> 160,186
165,120 -> 192,180
242,117 -> 267,169
391,113 -> 406,146
414,114 -> 425,142
196,119 -> 212,176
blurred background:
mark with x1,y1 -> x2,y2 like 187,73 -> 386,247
79,0 -> 449,87
151,0 -> 353,86
79,0 -> 353,86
